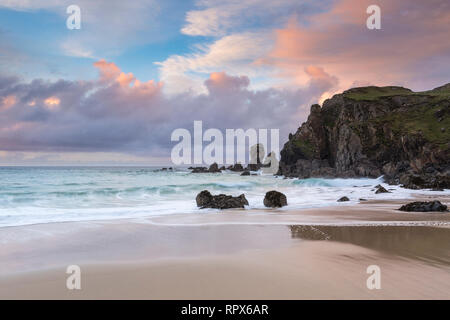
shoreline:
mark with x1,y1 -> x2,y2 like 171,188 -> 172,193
0,198 -> 449,299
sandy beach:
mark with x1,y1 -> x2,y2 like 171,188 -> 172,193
0,196 -> 449,300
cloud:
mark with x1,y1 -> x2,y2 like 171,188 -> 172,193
156,32 -> 275,95
0,60 -> 334,160
263,0 -> 450,92
181,0 -> 326,36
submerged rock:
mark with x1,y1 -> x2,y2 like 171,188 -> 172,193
240,171 -> 250,176
196,190 -> 249,209
399,201 -> 448,212
337,196 -> 350,202
263,190 -> 287,208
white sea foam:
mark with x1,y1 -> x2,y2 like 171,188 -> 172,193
0,167 -> 448,228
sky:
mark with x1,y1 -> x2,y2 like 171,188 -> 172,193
0,0 -> 449,165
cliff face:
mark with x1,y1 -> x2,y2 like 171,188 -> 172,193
278,84 -> 450,189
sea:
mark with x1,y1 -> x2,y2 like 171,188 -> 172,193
0,166 -> 448,228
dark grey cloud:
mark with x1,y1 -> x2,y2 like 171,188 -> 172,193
0,69 -> 336,158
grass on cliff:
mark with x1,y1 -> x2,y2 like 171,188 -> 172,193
374,105 -> 449,148
343,86 -> 414,101
343,84 -> 450,101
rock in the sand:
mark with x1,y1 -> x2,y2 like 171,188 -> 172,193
337,196 -> 350,202
399,201 -> 448,212
264,190 -> 287,208
375,185 -> 390,194
196,190 -> 249,209
240,170 -> 250,176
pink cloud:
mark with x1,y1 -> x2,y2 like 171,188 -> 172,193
264,0 -> 450,94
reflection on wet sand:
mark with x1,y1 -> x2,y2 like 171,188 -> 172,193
290,225 -> 450,266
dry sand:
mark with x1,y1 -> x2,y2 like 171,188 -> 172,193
0,197 -> 449,299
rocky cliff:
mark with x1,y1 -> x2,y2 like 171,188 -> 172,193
278,84 -> 450,189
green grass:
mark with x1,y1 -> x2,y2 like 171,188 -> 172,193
343,84 -> 450,101
343,86 -> 413,101
371,105 -> 449,149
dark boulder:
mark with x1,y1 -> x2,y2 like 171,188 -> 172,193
337,196 -> 350,202
208,162 -> 221,173
399,201 -> 448,212
191,167 -> 208,173
240,171 -> 250,176
375,185 -> 390,194
230,163 -> 244,172
263,190 -> 287,208
196,190 -> 249,209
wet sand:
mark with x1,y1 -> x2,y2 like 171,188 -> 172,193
0,198 -> 449,299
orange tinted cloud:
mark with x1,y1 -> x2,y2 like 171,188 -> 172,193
93,59 -> 163,93
1,95 -> 16,110
44,96 -> 60,109
93,59 -> 121,83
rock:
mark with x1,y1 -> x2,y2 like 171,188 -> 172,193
277,84 -> 450,188
190,163 -> 222,173
263,190 -> 287,208
359,198 -> 368,201
397,172 -> 450,190
219,166 -> 226,171
337,196 -> 350,202
240,171 -> 250,176
208,162 -> 221,173
399,201 -> 448,212
191,167 -> 208,173
375,185 -> 390,194
229,163 -> 244,172
195,190 -> 249,209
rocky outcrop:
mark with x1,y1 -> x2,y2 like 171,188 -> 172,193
278,84 -> 450,189
208,162 -> 221,173
191,162 -> 222,173
196,190 -> 249,209
228,163 -> 244,172
337,196 -> 349,202
263,191 -> 287,208
399,201 -> 448,212
375,185 -> 390,194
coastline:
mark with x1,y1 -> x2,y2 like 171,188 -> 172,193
0,196 -> 449,299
